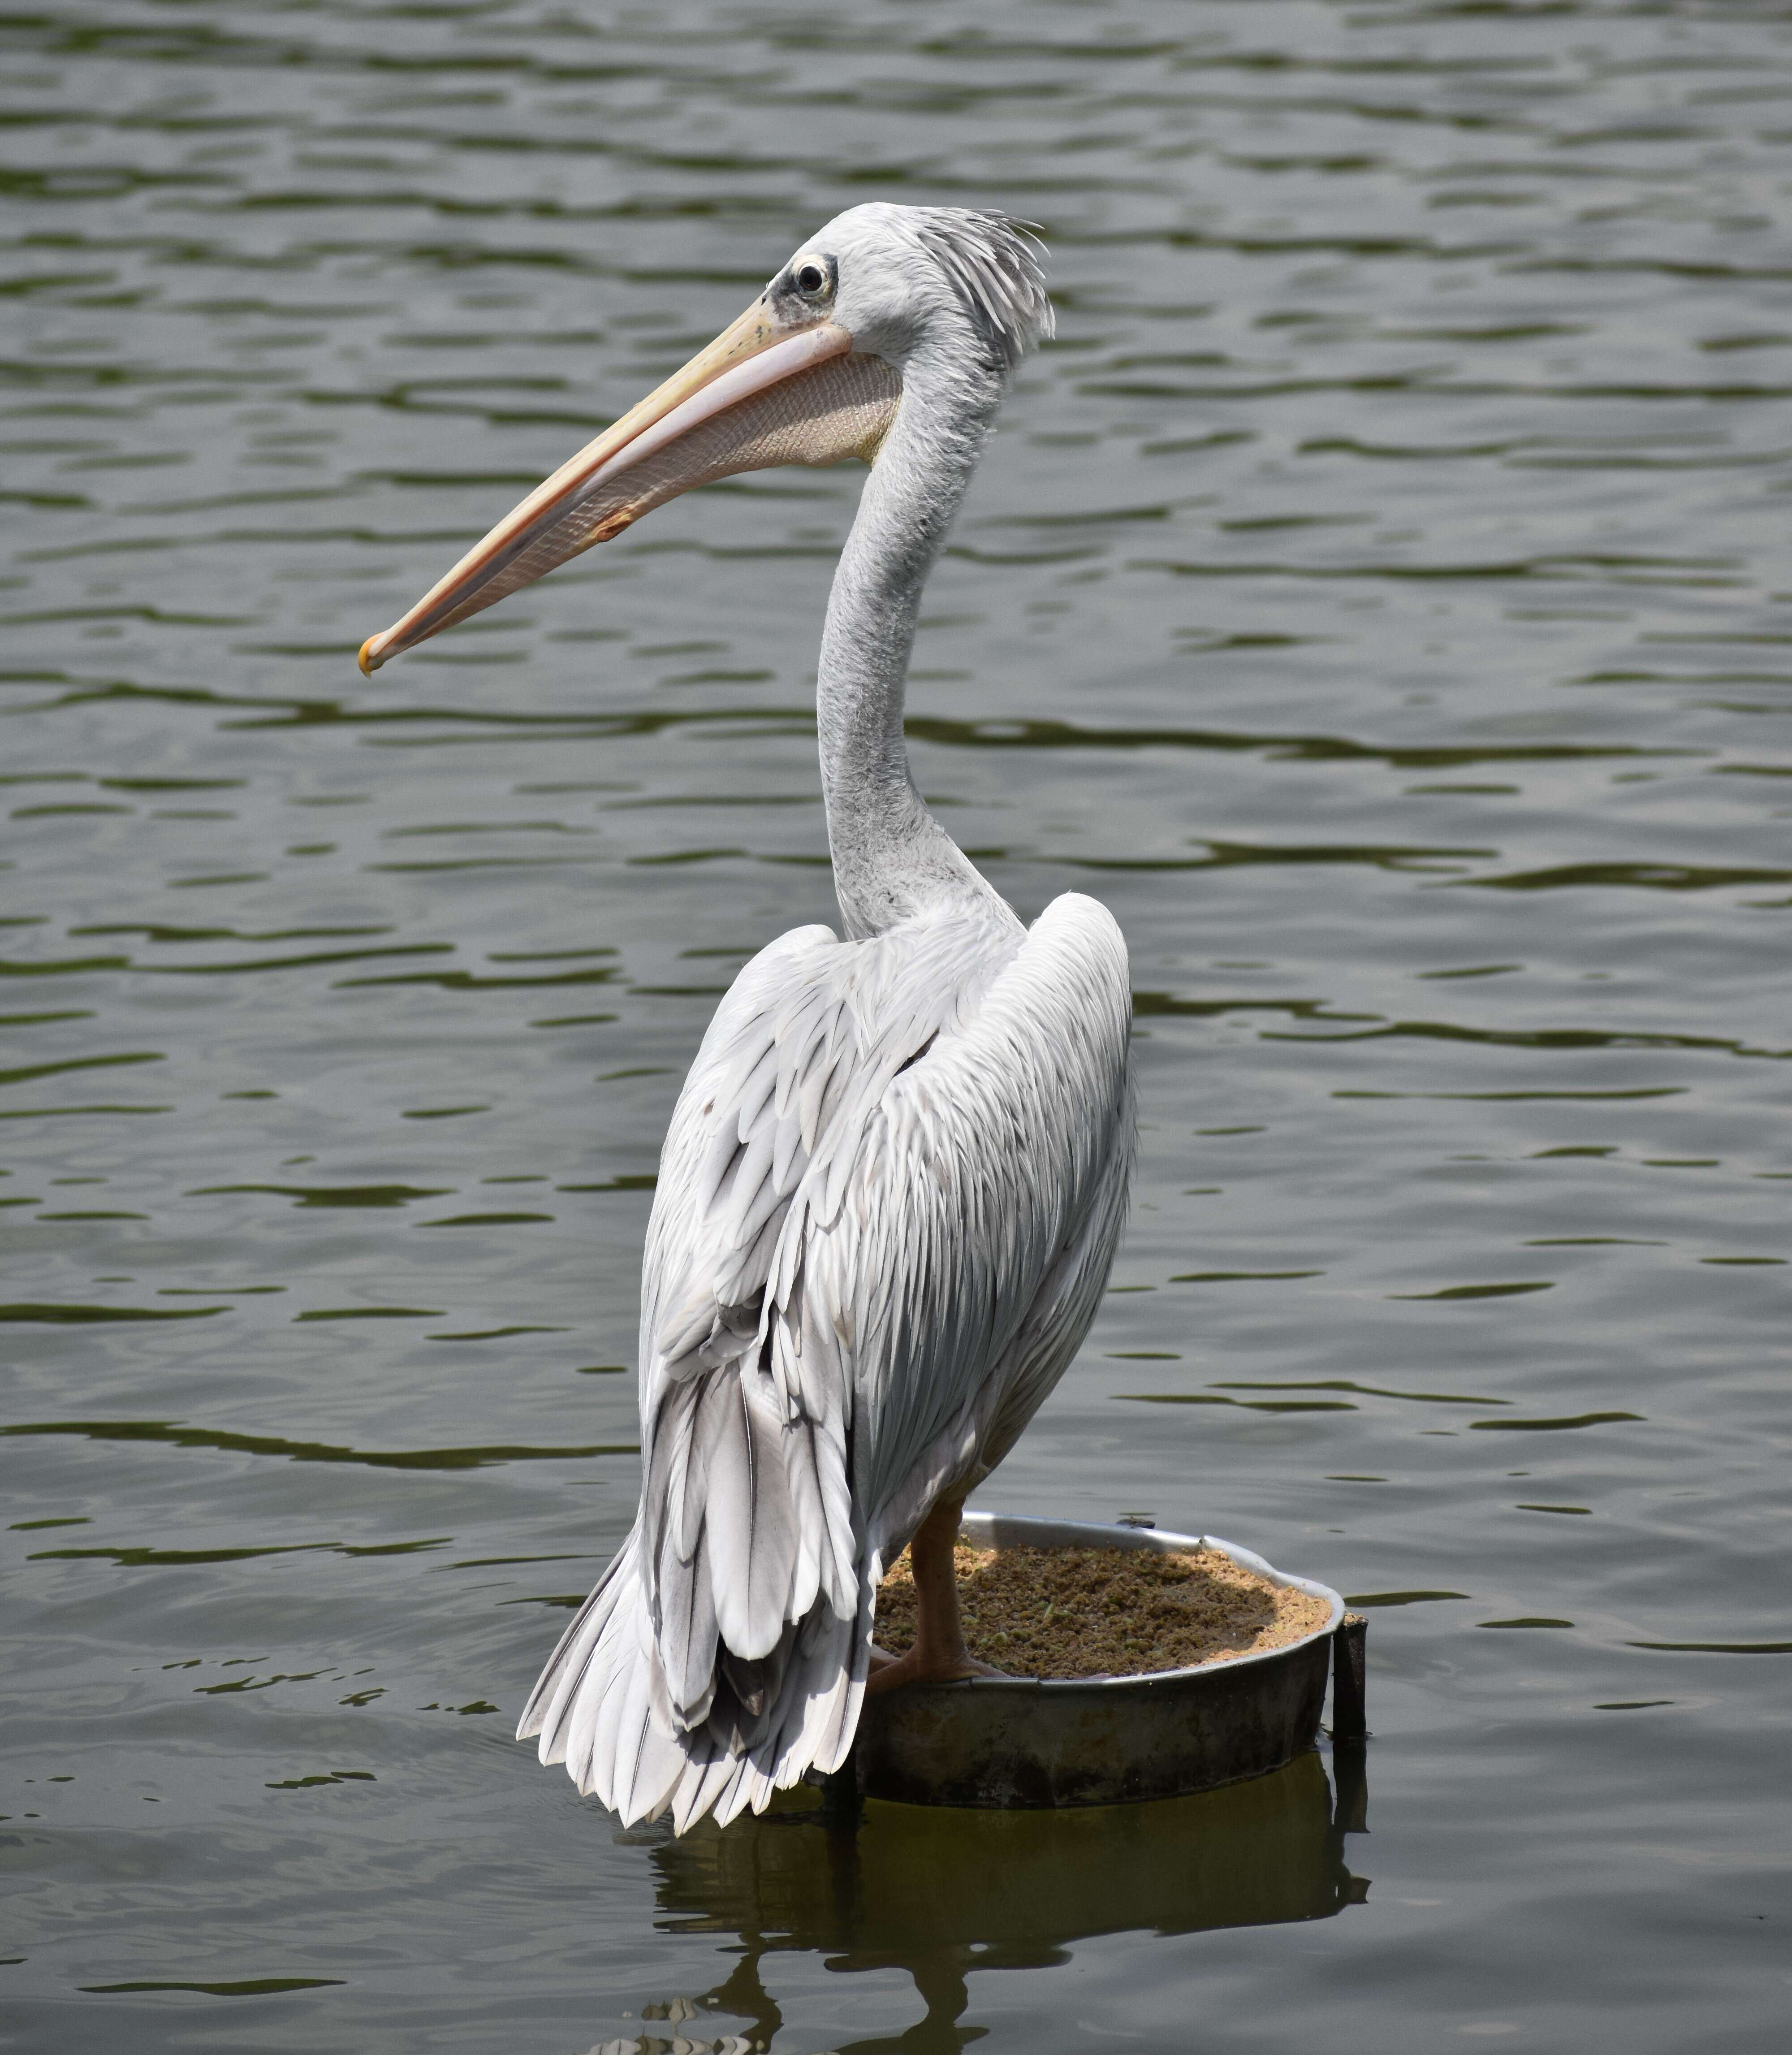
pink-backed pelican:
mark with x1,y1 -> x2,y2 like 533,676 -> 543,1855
358,205 -> 1134,1833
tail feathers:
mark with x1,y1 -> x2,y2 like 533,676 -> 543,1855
517,1522 -> 872,1833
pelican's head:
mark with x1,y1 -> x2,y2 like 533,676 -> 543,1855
782,203 -> 1054,379
357,205 -> 1052,674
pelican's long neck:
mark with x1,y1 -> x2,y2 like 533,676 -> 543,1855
818,347 -> 1016,941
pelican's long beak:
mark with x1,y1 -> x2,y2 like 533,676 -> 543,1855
358,303 -> 901,675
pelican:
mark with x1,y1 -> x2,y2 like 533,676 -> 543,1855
358,205 -> 1135,1833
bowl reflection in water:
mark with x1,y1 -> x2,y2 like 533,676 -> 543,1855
614,1746 -> 1368,2051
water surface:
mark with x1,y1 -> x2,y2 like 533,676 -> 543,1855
3,3 -> 1789,2049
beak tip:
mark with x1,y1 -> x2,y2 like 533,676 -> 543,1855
357,635 -> 384,677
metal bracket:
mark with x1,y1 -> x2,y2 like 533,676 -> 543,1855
1331,1612 -> 1369,1744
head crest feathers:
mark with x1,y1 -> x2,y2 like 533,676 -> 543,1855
895,208 -> 1055,371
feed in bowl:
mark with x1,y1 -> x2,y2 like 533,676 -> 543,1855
875,1540 -> 1333,1680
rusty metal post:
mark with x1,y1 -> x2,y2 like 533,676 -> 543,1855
820,1752 -> 861,1828
1331,1612 -> 1368,1744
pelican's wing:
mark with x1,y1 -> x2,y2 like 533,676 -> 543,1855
634,923 -> 866,1703
522,913 -> 972,1815
635,907 -> 997,1702
523,894 -> 1131,1830
766,890 -> 1133,1565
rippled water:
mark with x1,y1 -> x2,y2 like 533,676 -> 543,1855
4,2 -> 1790,2048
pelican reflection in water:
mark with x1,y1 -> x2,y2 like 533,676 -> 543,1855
643,1750 -> 1367,2050
359,207 -> 1136,1832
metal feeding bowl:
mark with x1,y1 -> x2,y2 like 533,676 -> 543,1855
843,1512 -> 1361,1810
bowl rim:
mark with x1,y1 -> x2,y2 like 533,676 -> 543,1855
886,1509 -> 1347,1695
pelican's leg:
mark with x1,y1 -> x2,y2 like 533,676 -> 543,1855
864,1495 -> 1010,1696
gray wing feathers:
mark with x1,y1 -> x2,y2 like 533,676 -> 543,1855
781,893 -> 1131,1553
520,893 -> 1132,1830
636,927 -> 864,1720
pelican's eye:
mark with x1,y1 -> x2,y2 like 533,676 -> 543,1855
792,257 -> 833,300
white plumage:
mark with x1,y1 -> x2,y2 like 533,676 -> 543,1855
360,203 -> 1136,1833
518,894 -> 1131,1828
